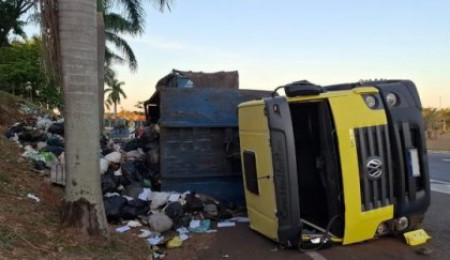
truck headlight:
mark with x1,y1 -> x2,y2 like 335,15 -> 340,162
395,217 -> 409,231
376,221 -> 390,235
386,93 -> 398,107
364,95 -> 377,109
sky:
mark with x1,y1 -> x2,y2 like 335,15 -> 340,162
27,0 -> 450,110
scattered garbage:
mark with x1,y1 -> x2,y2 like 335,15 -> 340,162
166,236 -> 183,248
147,235 -> 165,246
151,246 -> 166,259
217,221 -> 236,228
138,188 -> 151,201
27,193 -> 40,203
116,225 -> 131,233
4,114 -> 249,255
189,219 -> 211,233
127,220 -> 143,228
403,229 -> 431,246
228,217 -> 250,223
179,233 -> 189,241
138,229 -> 153,238
189,219 -> 201,229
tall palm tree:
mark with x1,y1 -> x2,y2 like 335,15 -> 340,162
103,0 -> 145,71
43,0 -> 171,238
58,0 -> 108,237
103,0 -> 172,71
105,77 -> 127,118
99,0 -> 171,130
0,0 -> 37,46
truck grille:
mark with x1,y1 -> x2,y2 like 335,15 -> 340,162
355,125 -> 394,212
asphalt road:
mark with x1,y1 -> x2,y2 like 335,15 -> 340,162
428,151 -> 450,182
167,152 -> 450,260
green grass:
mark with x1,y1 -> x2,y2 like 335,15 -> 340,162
0,171 -> 12,184
0,226 -> 18,251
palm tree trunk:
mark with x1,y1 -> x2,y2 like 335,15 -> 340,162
114,102 -> 117,118
59,0 -> 108,237
97,0 -> 105,133
98,12 -> 105,133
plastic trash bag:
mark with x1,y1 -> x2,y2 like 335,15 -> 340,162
148,213 -> 173,233
47,122 -> 64,136
189,219 -> 211,233
100,158 -> 109,174
166,236 -> 183,248
36,117 -> 53,131
123,138 -> 144,152
46,135 -> 64,147
184,192 -> 204,213
105,151 -> 121,163
19,130 -> 46,143
101,169 -> 120,194
103,195 -> 128,221
42,145 -> 64,156
123,182 -> 143,199
121,161 -> 141,183
121,199 -> 150,220
149,192 -> 170,209
165,202 -> 184,225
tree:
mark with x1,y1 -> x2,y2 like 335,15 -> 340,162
99,0 -> 171,131
0,0 -> 37,47
100,0 -> 144,131
103,0 -> 144,71
135,100 -> 144,109
105,77 -> 127,118
42,0 -> 172,238
58,0 -> 108,237
0,38 -> 61,108
423,108 -> 440,139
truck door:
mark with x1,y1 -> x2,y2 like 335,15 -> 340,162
264,96 -> 302,247
239,97 -> 301,247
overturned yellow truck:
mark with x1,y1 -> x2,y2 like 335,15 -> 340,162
238,80 -> 430,247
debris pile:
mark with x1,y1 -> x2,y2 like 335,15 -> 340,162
4,113 -> 248,258
4,115 -> 65,177
101,124 -> 248,257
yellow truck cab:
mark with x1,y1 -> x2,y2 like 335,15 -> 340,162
238,80 -> 430,247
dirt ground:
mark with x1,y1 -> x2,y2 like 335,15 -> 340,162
426,133 -> 450,151
0,128 -> 158,259
0,92 -> 153,259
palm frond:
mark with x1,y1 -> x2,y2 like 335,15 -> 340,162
12,21 -> 27,40
104,65 -> 116,82
112,0 -> 145,30
105,46 -> 126,65
27,12 -> 41,25
150,0 -> 172,12
118,87 -> 127,99
104,12 -> 143,35
105,31 -> 137,71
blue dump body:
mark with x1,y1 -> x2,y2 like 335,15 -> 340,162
145,88 -> 271,204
